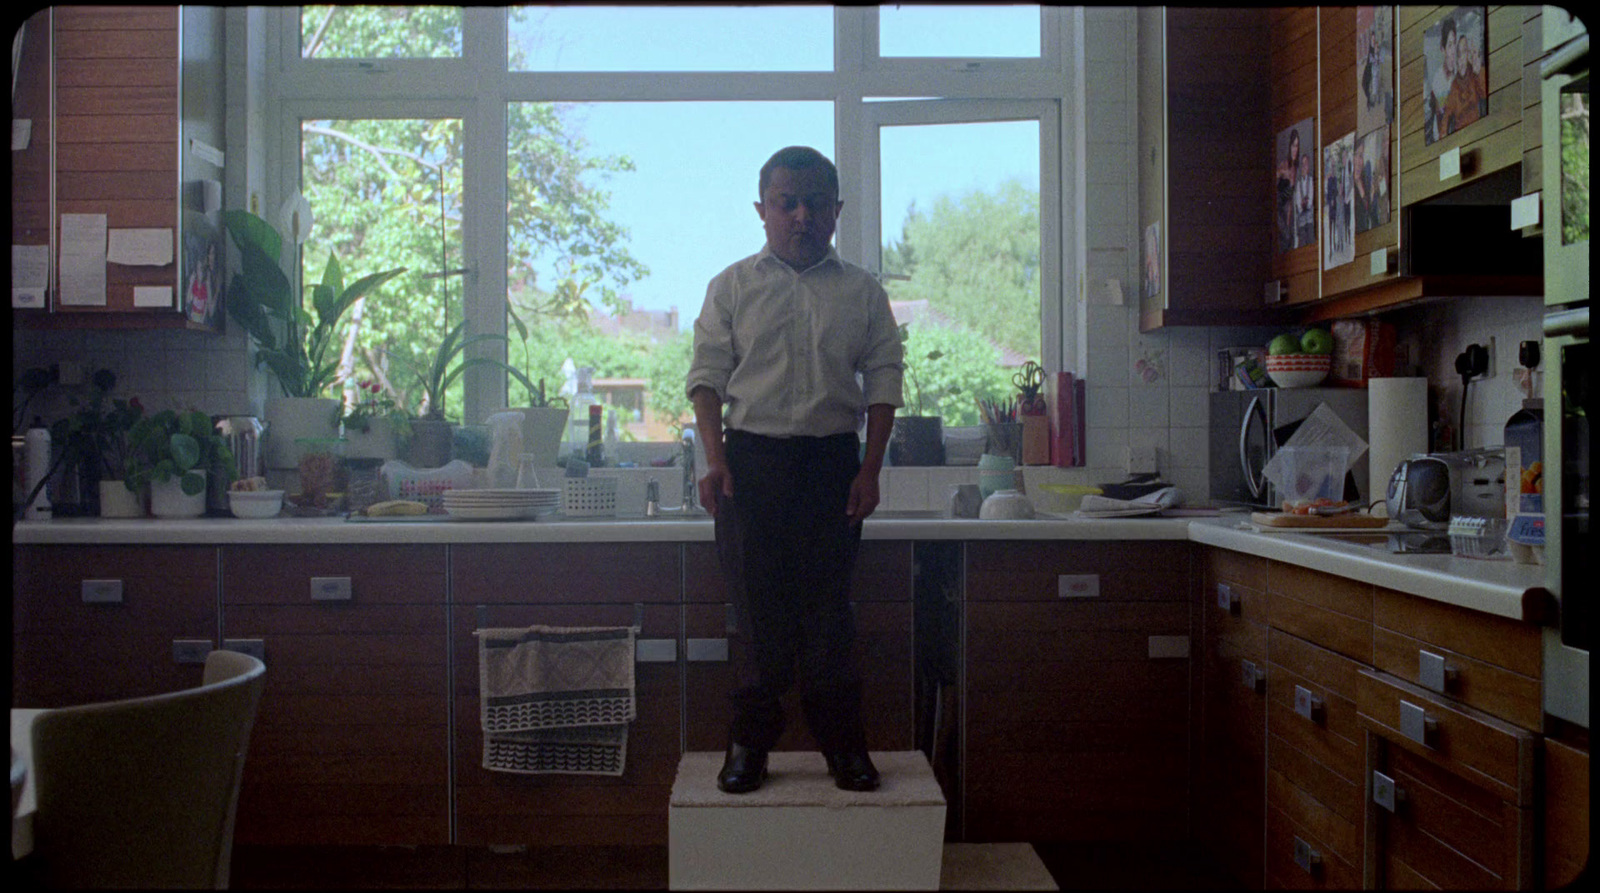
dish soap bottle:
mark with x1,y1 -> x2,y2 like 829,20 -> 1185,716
1503,352 -> 1544,564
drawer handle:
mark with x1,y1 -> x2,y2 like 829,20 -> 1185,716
1240,659 -> 1266,693
81,579 -> 123,604
1215,583 -> 1240,615
634,638 -> 677,663
1399,699 -> 1438,746
686,637 -> 729,663
1372,770 -> 1406,814
310,576 -> 352,601
1293,684 -> 1325,724
1292,836 -> 1321,875
1417,649 -> 1458,693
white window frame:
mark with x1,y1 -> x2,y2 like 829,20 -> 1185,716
265,5 -> 1084,426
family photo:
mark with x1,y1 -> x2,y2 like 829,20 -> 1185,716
1422,6 -> 1489,145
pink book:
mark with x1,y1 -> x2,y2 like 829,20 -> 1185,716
1046,371 -> 1076,467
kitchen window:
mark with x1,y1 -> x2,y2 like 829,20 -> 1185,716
270,5 -> 1078,432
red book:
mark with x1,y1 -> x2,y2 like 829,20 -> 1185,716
1046,371 -> 1076,467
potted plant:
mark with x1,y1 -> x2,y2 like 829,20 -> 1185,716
340,379 -> 412,460
221,208 -> 405,469
389,320 -> 533,467
889,323 -> 949,467
47,369 -> 146,517
500,303 -> 570,466
124,408 -> 239,518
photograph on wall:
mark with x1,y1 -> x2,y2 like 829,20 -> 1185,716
1422,6 -> 1488,145
182,210 -> 223,326
1142,222 -> 1161,299
1323,132 -> 1356,270
1353,125 -> 1392,233
1356,7 -> 1395,136
1274,117 -> 1316,254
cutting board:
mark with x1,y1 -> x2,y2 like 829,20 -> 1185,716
1250,511 -> 1390,529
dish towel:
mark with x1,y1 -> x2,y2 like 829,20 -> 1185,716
477,625 -> 636,776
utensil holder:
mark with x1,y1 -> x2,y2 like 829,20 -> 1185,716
1020,413 -> 1051,465
984,422 -> 1022,464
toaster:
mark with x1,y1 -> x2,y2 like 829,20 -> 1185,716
1385,448 -> 1507,530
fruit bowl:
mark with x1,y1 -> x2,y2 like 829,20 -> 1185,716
1264,353 -> 1331,388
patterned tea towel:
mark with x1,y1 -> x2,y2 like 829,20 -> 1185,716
478,625 -> 636,775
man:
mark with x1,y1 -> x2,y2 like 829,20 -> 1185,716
685,146 -> 904,795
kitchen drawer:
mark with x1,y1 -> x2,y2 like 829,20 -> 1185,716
1357,669 -> 1537,807
222,544 -> 447,605
966,540 -> 1196,602
1543,736 -> 1590,890
1265,786 -> 1363,890
1206,548 -> 1268,595
1370,587 -> 1541,730
683,540 -> 913,603
1266,562 -> 1373,664
1374,741 -> 1534,890
1268,764 -> 1362,869
454,542 -> 681,605
1267,633 -> 1365,785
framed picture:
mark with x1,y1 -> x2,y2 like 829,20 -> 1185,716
1142,222 -> 1161,299
1356,7 -> 1395,137
1274,118 -> 1316,254
1422,6 -> 1488,145
1354,126 -> 1392,233
1323,132 -> 1355,270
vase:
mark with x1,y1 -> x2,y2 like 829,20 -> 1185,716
500,405 -> 567,467
344,416 -> 400,460
150,472 -> 207,519
98,480 -> 145,518
263,397 -> 341,470
406,418 -> 454,468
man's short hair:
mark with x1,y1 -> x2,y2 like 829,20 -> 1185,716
759,146 -> 839,200
1440,16 -> 1457,48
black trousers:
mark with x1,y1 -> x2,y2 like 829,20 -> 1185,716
713,429 -> 866,754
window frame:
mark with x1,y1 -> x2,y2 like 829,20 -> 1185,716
266,5 -> 1082,427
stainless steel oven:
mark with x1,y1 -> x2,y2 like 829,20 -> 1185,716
1538,12 -> 1589,729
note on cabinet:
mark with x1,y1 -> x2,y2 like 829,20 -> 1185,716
12,244 -> 48,308
58,214 -> 107,306
133,286 -> 173,308
107,228 -> 174,266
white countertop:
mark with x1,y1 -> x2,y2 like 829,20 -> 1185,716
13,511 -> 1546,623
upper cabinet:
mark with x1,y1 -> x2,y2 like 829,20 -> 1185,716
11,6 -> 227,332
1136,7 -> 1277,332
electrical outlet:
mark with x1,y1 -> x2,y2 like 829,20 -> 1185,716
1129,444 -> 1158,475
172,639 -> 214,665
222,638 -> 266,663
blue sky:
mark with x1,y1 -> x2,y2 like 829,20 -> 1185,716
510,7 -> 1042,327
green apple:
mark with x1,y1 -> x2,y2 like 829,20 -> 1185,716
1267,333 -> 1302,356
1300,328 -> 1334,355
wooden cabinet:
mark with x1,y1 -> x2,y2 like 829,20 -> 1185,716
681,540 -> 915,755
962,541 -> 1196,841
450,543 -> 683,847
220,544 -> 450,846
1136,7 -> 1275,331
13,6 -> 224,330
1197,550 -> 1269,888
1542,733 -> 1590,889
12,545 -> 217,706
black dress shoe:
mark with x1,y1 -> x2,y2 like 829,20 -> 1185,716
717,742 -> 768,794
824,751 -> 880,791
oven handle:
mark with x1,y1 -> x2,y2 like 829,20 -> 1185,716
1240,394 -> 1267,500
1544,306 -> 1589,339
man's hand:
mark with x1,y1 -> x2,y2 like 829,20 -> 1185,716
699,463 -> 734,518
845,468 -> 880,525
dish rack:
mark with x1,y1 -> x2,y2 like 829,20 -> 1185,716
563,477 -> 618,516
1448,515 -> 1509,560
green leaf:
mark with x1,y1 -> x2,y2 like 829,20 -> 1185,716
168,432 -> 201,471
180,470 -> 207,496
222,209 -> 282,264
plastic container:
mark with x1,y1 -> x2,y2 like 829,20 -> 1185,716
1448,516 -> 1509,560
381,458 -> 474,512
563,476 -> 618,516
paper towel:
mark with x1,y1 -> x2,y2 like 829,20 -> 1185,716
1368,377 -> 1429,502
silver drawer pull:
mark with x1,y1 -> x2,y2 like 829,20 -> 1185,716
1292,836 -> 1321,874
686,637 -> 729,663
1417,649 -> 1458,693
1372,770 -> 1406,814
1293,684 -> 1325,724
82,579 -> 123,603
310,576 -> 352,601
1216,582 -> 1240,614
1400,699 -> 1437,746
1241,659 -> 1266,693
634,639 -> 677,663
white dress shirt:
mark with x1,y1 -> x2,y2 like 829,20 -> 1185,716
686,245 -> 904,438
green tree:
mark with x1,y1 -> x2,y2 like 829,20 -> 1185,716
295,6 -> 648,420
884,178 -> 1041,361
901,323 -> 1017,426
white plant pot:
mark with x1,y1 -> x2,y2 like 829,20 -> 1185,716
344,416 -> 400,460
500,406 -> 568,467
263,397 -> 341,470
98,480 -> 146,518
150,472 -> 207,519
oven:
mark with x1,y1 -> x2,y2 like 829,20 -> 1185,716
1538,13 -> 1589,729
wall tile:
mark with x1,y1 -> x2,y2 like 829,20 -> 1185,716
1168,426 -> 1208,470
1086,385 -> 1129,428
1169,386 -> 1208,428
1129,386 -> 1169,427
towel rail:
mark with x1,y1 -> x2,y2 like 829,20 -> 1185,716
474,603 -> 672,662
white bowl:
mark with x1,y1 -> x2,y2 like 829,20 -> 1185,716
1264,353 -> 1331,388
979,489 -> 1035,520
229,489 -> 285,519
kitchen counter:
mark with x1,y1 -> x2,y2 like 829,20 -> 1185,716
13,511 -> 1546,623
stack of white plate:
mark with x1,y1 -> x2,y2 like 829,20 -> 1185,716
441,488 -> 560,521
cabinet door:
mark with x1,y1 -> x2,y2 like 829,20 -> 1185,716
1198,549 -> 1269,888
1268,6 -> 1322,307
963,541 -> 1195,842
221,544 -> 449,846
12,545 -> 217,706
451,543 -> 681,847
681,540 -> 915,754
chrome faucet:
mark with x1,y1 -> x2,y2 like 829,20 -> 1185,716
681,427 -> 700,512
